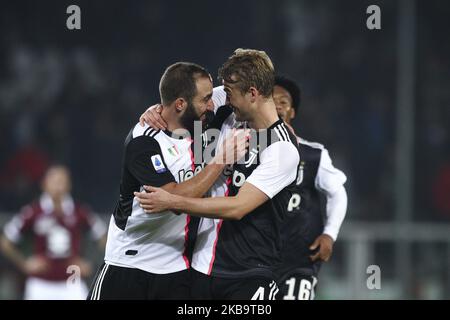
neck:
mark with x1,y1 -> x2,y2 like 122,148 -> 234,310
248,98 -> 279,129
49,194 -> 64,213
161,105 -> 183,132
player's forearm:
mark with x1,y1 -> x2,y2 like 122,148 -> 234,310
171,162 -> 225,198
0,236 -> 27,272
171,194 -> 245,220
323,186 -> 347,241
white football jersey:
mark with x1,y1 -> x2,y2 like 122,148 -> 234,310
105,124 -> 200,274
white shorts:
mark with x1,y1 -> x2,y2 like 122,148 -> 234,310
24,277 -> 88,300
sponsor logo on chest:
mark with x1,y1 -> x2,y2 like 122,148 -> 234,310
178,164 -> 205,183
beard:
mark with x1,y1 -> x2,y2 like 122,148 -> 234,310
180,101 -> 201,135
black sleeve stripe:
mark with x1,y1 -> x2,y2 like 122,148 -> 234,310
273,123 -> 292,143
149,129 -> 160,138
143,126 -> 153,137
143,127 -> 160,138
144,128 -> 160,137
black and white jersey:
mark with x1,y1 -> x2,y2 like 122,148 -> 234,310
277,138 -> 347,278
104,123 -> 201,274
191,98 -> 236,275
192,87 -> 300,279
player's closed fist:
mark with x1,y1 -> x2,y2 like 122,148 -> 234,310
309,234 -> 334,262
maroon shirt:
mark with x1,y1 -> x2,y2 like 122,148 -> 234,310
4,194 -> 105,281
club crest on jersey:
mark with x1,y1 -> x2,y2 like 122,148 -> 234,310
245,148 -> 259,168
296,162 -> 305,185
151,154 -> 166,173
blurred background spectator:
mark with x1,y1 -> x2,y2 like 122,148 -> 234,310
0,165 -> 106,299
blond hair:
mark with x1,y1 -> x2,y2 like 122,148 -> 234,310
218,48 -> 275,97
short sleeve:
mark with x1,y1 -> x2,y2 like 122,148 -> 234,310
246,142 -> 300,199
125,136 -> 176,187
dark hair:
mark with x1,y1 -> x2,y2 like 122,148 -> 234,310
274,75 -> 301,113
159,62 -> 210,105
218,48 -> 275,97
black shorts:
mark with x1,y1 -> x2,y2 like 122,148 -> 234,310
87,263 -> 190,300
278,271 -> 318,300
190,269 -> 278,300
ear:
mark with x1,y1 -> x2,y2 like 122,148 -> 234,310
249,86 -> 259,102
174,98 -> 187,112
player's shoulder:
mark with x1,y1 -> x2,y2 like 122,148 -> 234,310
297,137 -> 325,151
268,122 -> 300,155
297,137 -> 329,163
271,121 -> 295,143
124,123 -> 163,155
131,123 -> 161,140
126,123 -> 162,144
263,122 -> 300,161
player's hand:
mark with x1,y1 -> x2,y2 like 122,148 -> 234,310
309,234 -> 334,262
214,128 -> 250,164
139,104 -> 167,130
134,186 -> 173,213
24,255 -> 49,275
